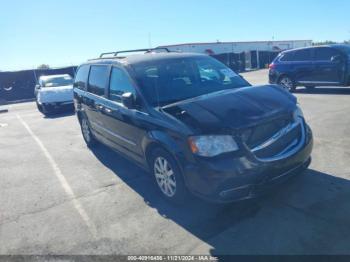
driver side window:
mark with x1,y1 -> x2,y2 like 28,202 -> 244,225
109,67 -> 136,102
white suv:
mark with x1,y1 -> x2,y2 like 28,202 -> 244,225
35,74 -> 74,115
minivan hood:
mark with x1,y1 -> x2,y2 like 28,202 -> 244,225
162,85 -> 297,133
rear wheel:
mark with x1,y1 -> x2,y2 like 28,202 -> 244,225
150,148 -> 188,204
80,115 -> 98,148
278,76 -> 296,92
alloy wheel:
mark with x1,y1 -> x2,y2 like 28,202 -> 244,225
154,156 -> 177,197
279,77 -> 294,91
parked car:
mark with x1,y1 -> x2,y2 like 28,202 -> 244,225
74,48 -> 313,204
35,74 -> 74,115
269,44 -> 350,92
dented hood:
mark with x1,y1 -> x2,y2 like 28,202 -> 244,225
162,85 -> 297,133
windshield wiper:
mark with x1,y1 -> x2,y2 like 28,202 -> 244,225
159,99 -> 187,107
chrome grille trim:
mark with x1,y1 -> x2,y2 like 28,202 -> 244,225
251,121 -> 297,153
251,117 -> 305,162
243,115 -> 293,149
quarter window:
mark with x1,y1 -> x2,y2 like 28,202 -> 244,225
74,65 -> 90,90
88,65 -> 109,96
280,52 -> 294,62
314,48 -> 339,61
109,67 -> 136,102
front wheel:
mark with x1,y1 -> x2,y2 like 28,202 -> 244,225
41,104 -> 53,116
278,76 -> 296,92
36,101 -> 43,113
150,148 -> 188,204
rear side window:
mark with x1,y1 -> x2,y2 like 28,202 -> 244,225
292,49 -> 312,61
314,47 -> 339,61
109,67 -> 136,102
74,65 -> 90,90
88,65 -> 109,96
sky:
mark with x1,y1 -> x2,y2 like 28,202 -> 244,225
1,0 -> 349,71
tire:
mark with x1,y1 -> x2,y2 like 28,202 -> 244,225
80,114 -> 98,148
278,76 -> 296,92
150,147 -> 188,204
41,104 -> 51,116
36,101 -> 43,113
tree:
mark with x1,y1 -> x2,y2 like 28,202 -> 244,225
312,40 -> 350,46
312,40 -> 338,46
37,64 -> 50,69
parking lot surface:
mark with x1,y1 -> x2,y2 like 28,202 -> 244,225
1,69 -> 350,255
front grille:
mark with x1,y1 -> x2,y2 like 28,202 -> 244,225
243,115 -> 293,149
254,124 -> 302,159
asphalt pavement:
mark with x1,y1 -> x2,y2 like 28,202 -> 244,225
1,69 -> 350,255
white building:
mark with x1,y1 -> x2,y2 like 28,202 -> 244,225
158,40 -> 312,70
158,40 -> 312,54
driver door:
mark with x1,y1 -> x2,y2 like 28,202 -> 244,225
100,66 -> 148,162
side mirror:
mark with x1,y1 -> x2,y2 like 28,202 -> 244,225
331,55 -> 342,63
35,84 -> 41,89
121,92 -> 135,109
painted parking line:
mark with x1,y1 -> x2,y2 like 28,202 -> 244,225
16,113 -> 97,238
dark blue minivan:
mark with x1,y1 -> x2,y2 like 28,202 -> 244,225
74,48 -> 313,204
269,45 -> 350,92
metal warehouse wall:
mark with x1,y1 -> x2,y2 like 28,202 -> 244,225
0,66 -> 76,104
159,40 -> 312,70
250,51 -> 280,69
159,40 -> 312,54
211,52 -> 246,72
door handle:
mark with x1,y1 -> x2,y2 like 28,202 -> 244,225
104,107 -> 112,113
96,104 -> 104,110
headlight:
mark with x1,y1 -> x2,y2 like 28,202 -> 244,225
293,105 -> 304,121
188,135 -> 239,157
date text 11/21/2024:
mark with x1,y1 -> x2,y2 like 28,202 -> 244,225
127,255 -> 218,261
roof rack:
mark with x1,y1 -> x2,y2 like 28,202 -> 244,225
99,48 -> 171,58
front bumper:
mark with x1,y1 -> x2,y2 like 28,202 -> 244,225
183,123 -> 313,203
41,101 -> 74,112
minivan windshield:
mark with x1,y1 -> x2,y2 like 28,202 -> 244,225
42,75 -> 73,87
132,56 -> 250,106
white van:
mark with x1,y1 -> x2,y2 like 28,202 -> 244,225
35,74 -> 74,115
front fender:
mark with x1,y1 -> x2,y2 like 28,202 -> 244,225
142,130 -> 184,157
141,130 -> 191,176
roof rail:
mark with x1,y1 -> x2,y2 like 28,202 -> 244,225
99,48 -> 171,58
